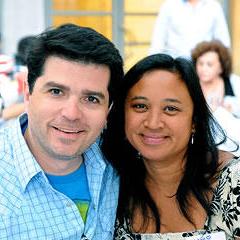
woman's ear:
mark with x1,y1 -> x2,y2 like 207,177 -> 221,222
192,122 -> 196,133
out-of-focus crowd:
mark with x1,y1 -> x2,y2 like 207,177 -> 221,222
0,36 -> 35,125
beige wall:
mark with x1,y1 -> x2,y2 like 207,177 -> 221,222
124,0 -> 164,70
52,0 -> 112,39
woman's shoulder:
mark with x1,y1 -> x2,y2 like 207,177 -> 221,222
213,152 -> 240,201
114,218 -> 224,240
218,153 -> 240,176
218,150 -> 239,170
207,156 -> 240,237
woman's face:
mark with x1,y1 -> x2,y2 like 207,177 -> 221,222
196,51 -> 223,84
125,70 -> 194,165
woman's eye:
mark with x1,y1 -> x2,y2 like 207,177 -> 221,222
50,88 -> 62,95
132,103 -> 147,112
165,106 -> 179,113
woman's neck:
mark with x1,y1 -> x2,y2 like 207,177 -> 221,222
144,158 -> 185,194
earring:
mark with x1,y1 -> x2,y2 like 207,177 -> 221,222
191,132 -> 194,145
137,152 -> 142,160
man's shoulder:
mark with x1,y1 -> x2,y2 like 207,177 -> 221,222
0,141 -> 22,217
0,121 -> 23,213
0,121 -> 19,160
0,124 -> 15,162
103,160 -> 119,184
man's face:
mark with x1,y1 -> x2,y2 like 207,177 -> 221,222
24,56 -> 110,164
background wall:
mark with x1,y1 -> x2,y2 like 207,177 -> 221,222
1,0 -> 45,56
1,0 -> 240,74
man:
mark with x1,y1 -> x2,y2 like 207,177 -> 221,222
0,23 -> 123,239
149,0 -> 230,58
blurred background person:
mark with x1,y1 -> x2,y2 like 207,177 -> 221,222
191,40 -> 240,154
1,35 -> 35,123
149,0 -> 230,58
14,35 -> 35,102
191,40 -> 240,117
0,54 -> 18,120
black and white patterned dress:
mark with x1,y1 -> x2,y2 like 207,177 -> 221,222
114,158 -> 240,240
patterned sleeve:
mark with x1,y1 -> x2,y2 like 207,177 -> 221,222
208,158 -> 240,239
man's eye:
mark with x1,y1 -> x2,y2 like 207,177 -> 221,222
86,96 -> 100,104
50,88 -> 62,95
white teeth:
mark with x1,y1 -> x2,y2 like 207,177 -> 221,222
55,127 -> 80,133
62,130 -> 79,133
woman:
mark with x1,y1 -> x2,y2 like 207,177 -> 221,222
191,40 -> 240,117
102,54 -> 240,239
191,40 -> 240,155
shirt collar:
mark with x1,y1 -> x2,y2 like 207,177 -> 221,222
83,141 -> 107,171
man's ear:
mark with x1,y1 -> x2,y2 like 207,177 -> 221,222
23,78 -> 30,111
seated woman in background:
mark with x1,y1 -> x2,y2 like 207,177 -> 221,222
102,54 -> 240,239
191,40 -> 240,155
191,40 -> 240,117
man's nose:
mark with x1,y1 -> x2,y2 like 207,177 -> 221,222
61,97 -> 82,121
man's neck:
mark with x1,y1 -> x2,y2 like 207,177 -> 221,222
39,156 -> 83,176
24,127 -> 83,176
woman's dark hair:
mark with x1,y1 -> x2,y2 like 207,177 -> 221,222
191,40 -> 232,80
101,53 -> 227,232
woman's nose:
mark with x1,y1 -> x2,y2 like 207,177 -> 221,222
143,110 -> 164,129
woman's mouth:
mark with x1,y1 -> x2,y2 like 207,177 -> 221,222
141,134 -> 168,145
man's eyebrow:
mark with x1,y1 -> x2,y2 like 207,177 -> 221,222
81,89 -> 106,100
43,81 -> 70,91
42,82 -> 106,99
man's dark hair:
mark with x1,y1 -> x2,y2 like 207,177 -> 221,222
27,23 -> 124,103
15,35 -> 36,66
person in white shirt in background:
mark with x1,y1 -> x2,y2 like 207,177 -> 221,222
191,40 -> 240,156
149,0 -> 230,58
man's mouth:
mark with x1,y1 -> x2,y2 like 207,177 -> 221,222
53,126 -> 83,134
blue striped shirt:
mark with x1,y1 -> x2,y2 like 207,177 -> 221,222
0,114 -> 119,239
